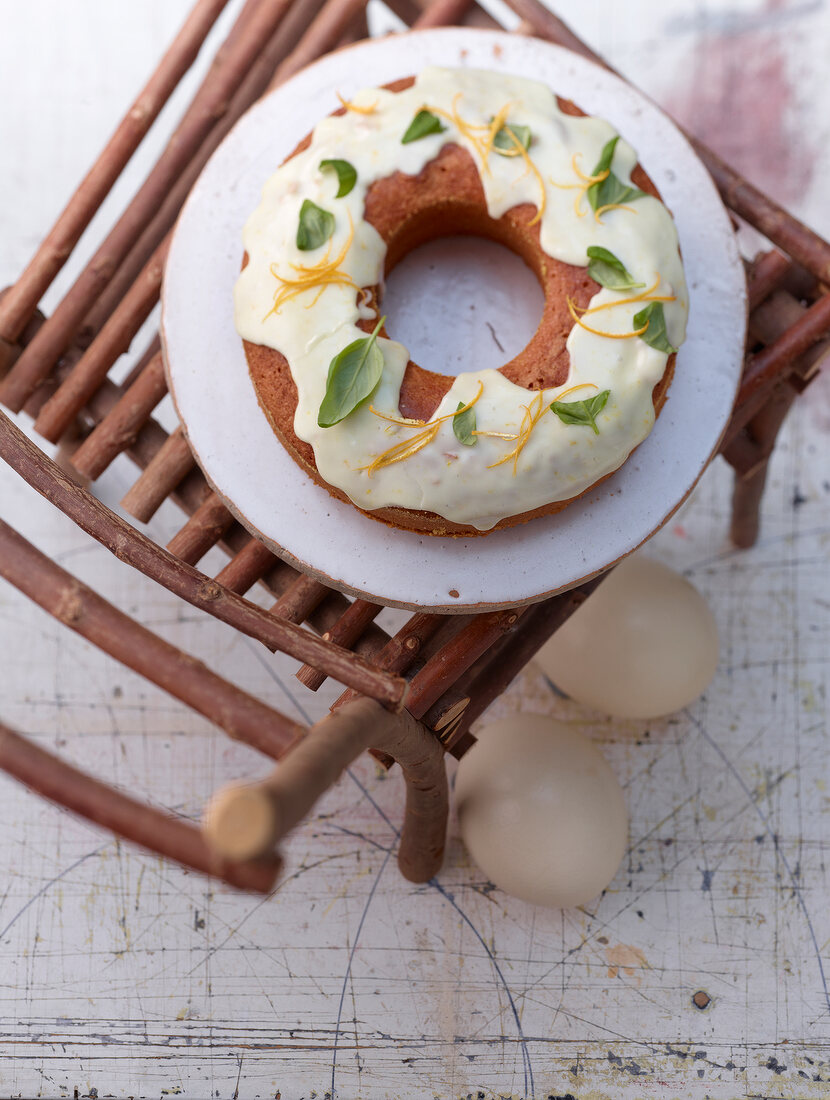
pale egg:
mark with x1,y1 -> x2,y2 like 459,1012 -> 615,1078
536,555 -> 719,719
455,715 -> 628,908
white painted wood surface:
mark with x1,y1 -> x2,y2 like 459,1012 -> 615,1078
1,2 -> 829,1097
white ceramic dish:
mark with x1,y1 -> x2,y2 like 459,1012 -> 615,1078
162,28 -> 746,613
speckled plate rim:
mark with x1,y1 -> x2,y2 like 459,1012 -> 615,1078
162,27 -> 746,614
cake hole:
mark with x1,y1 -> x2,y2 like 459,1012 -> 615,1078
382,237 -> 544,376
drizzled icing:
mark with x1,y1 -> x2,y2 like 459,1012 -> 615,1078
234,66 -> 688,530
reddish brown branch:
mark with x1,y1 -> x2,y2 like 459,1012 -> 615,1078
413,0 -> 476,26
270,575 -> 331,624
747,250 -> 794,312
268,0 -> 369,89
444,579 -> 605,754
297,599 -> 382,690
724,291 -> 830,444
204,697 -> 447,882
405,607 -> 523,719
34,239 -> 171,443
121,426 -> 197,521
0,409 -> 407,710
0,0 -> 231,346
70,352 -> 168,480
167,494 -> 236,565
505,0 -> 830,283
70,0 -> 333,367
0,518 -> 306,759
0,720 -> 280,893
0,0 -> 298,413
215,538 -> 281,594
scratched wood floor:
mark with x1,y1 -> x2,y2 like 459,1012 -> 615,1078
1,1 -> 829,1097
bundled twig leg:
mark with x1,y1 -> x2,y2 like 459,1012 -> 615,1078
204,697 -> 448,882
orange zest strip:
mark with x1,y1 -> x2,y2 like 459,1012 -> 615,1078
506,129 -> 546,226
595,202 -> 637,223
572,154 -> 608,186
487,390 -> 548,475
336,91 -> 378,114
424,96 -> 544,220
571,277 -> 677,318
265,215 -> 358,318
567,298 -> 649,339
550,155 -> 609,218
363,383 -> 484,476
552,382 -> 599,402
362,423 -> 443,476
428,95 -> 505,175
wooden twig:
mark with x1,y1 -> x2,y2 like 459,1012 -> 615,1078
0,719 -> 280,894
444,579 -> 605,754
121,426 -> 197,521
296,599 -> 382,690
335,612 -> 446,717
204,697 -> 447,882
405,607 -> 523,719
381,0 -> 429,23
70,352 -> 168,480
413,0 -> 476,27
505,0 -> 830,283
121,333 -> 163,389
0,0 -> 299,413
81,378 -> 393,656
167,494 -> 235,565
215,538 -> 281,594
33,238 -> 171,443
747,250 -> 794,312
270,575 -> 330,624
0,518 -> 306,760
0,409 -> 408,710
0,0 -> 231,347
728,389 -> 798,549
724,291 -> 830,444
268,0 -> 369,90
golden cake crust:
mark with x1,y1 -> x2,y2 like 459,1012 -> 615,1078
243,78 -> 676,537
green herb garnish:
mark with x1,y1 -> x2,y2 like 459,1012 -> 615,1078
319,158 -> 357,198
586,137 -> 646,213
402,109 -> 446,144
633,301 -> 676,353
586,246 -> 645,291
317,316 -> 385,428
452,401 -> 477,446
551,390 -> 610,435
493,122 -> 532,156
296,199 -> 335,251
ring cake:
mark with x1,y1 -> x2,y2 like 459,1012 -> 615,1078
234,66 -> 689,536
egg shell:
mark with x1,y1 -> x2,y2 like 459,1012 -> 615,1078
455,714 -> 628,908
536,555 -> 719,719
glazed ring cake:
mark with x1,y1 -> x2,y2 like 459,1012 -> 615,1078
234,67 -> 689,536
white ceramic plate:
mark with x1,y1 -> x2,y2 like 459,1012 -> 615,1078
162,28 -> 746,613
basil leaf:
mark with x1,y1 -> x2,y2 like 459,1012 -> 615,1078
452,401 -> 477,446
319,158 -> 357,198
296,199 -> 335,251
551,389 -> 610,435
492,122 -> 532,155
318,316 -> 385,428
402,109 -> 446,144
633,301 -> 676,353
586,246 -> 645,291
586,136 -> 646,212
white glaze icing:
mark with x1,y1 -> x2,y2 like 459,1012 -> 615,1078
234,66 -> 688,530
